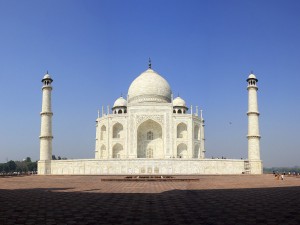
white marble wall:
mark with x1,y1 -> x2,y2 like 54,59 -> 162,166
38,159 -> 262,175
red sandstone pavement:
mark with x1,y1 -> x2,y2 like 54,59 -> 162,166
0,175 -> 299,225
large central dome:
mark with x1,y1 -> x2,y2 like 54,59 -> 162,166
128,68 -> 172,104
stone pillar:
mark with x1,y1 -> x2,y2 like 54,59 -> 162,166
39,72 -> 53,174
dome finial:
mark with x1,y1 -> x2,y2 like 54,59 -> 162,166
148,58 -> 152,69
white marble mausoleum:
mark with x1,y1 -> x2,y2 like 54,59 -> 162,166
38,62 -> 263,175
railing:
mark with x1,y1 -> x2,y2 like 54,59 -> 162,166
244,160 -> 251,174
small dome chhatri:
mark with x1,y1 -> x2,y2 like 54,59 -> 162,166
173,96 -> 186,107
43,71 -> 52,79
172,96 -> 188,114
248,73 -> 256,79
247,71 -> 258,83
113,96 -> 127,108
112,96 -> 127,114
43,74 -> 51,79
42,71 -> 53,84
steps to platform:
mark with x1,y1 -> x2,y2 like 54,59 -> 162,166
101,176 -> 199,182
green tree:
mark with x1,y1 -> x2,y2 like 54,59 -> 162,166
3,163 -> 9,173
27,161 -> 37,171
7,160 -> 16,172
25,157 -> 32,163
15,161 -> 28,172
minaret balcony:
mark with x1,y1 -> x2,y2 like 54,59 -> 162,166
247,111 -> 260,116
40,112 -> 53,116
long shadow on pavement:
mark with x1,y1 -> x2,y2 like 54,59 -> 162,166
0,186 -> 299,225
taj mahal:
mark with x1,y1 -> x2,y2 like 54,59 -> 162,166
38,61 -> 263,175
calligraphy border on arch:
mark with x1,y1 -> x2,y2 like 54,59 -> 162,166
136,115 -> 164,127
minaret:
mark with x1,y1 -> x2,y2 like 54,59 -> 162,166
247,73 -> 261,161
200,110 -> 205,159
39,72 -> 53,164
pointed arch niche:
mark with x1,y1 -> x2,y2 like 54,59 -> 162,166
177,123 -> 187,139
177,143 -> 188,158
100,125 -> 106,140
113,123 -> 123,138
112,143 -> 123,158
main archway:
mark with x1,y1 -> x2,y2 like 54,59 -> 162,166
137,119 -> 163,158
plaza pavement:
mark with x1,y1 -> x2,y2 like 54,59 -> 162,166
0,174 -> 299,225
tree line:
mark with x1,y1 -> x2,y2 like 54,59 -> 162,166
264,166 -> 300,174
0,157 -> 37,174
0,155 -> 68,175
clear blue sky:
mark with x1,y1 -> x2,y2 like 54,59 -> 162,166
0,0 -> 299,167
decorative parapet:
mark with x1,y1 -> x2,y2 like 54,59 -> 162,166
128,94 -> 171,104
247,86 -> 258,90
42,86 -> 52,90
